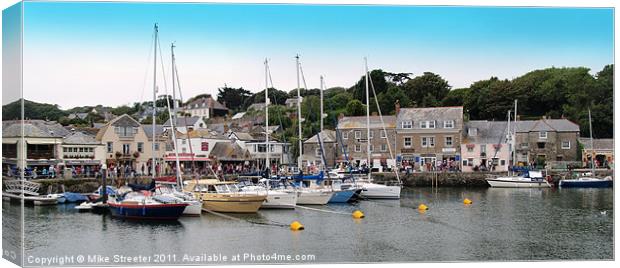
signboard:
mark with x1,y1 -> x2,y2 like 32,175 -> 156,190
201,142 -> 209,151
442,148 -> 456,153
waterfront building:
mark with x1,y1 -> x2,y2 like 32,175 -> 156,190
163,129 -> 229,172
247,102 -> 266,111
578,138 -> 614,169
285,97 -> 303,108
2,120 -> 69,174
395,106 -> 464,172
162,116 -> 206,134
301,130 -> 338,169
461,121 -> 510,172
336,114 -> 398,169
61,130 -> 105,174
183,95 -> 229,119
513,118 -> 580,166
95,114 -> 166,175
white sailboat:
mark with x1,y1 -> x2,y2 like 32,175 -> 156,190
357,58 -> 402,199
252,58 -> 298,209
486,100 -> 551,188
154,40 -> 202,216
558,109 -> 613,188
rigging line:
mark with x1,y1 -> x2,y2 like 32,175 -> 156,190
368,68 -> 401,184
138,30 -> 155,113
156,36 -> 170,100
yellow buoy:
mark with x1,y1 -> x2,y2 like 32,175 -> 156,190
418,204 -> 429,211
290,221 -> 304,231
463,198 -> 473,205
352,210 -> 365,219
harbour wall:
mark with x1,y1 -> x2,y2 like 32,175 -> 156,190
2,169 -> 614,194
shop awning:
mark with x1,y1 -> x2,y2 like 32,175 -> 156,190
164,156 -> 211,161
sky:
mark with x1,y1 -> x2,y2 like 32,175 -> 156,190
7,1 -> 615,108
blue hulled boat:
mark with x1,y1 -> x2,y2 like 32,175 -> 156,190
108,190 -> 188,220
559,177 -> 613,188
329,189 -> 355,203
63,192 -> 89,203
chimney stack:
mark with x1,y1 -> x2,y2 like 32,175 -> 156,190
338,113 -> 345,120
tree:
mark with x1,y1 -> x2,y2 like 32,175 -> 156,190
377,85 -> 411,115
348,69 -> 389,102
216,86 -> 252,112
402,72 -> 451,107
2,99 -> 66,121
345,99 -> 365,116
441,88 -> 470,107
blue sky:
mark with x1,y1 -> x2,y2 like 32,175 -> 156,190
14,1 -> 614,108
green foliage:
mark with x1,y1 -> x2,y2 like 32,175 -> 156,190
348,69 -> 389,102
2,99 -> 67,121
345,99 -> 365,116
377,85 -> 411,115
216,86 -> 252,112
402,72 -> 451,107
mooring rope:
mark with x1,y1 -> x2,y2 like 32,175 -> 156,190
294,205 -> 352,216
201,208 -> 289,228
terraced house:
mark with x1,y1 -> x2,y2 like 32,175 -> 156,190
513,118 -> 580,166
395,106 -> 464,171
336,114 -> 398,169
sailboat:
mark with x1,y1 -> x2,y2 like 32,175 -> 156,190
356,58 -> 402,199
107,24 -> 188,220
559,109 -> 613,188
485,100 -> 551,188
152,42 -> 203,216
241,58 -> 298,209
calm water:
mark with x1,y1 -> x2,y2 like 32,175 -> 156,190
2,187 -> 614,265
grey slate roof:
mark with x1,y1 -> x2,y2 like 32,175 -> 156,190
2,120 -> 70,138
396,106 -> 464,129
209,142 -> 251,161
514,119 -> 580,133
142,125 -> 166,139
185,96 -> 228,111
63,131 -> 100,145
337,115 -> 397,129
578,138 -> 614,150
163,116 -> 202,127
304,130 -> 337,144
463,121 -> 508,144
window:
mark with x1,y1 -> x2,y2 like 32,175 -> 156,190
540,131 -> 548,139
63,148 -> 68,152
520,143 -> 529,149
444,120 -> 454,129
107,142 -> 113,153
182,140 -> 186,145
369,131 -> 374,139
561,141 -> 570,149
315,148 -> 322,157
403,137 -> 412,148
537,142 -> 545,149
468,128 -> 478,136
381,144 -> 388,152
467,158 -> 474,166
355,145 -> 361,152
467,146 -> 474,153
500,160 -> 506,166
354,131 -> 361,139
419,120 -> 436,129
369,145 -> 374,152
122,144 -> 130,154
380,130 -> 387,138
421,137 -> 435,148
480,145 -> 486,153
445,136 -> 453,147
402,121 -> 412,129
154,143 -> 160,151
342,131 -> 349,139
343,145 -> 348,153
137,142 -> 144,153
462,159 -> 468,166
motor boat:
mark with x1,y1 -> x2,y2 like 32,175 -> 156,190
184,179 -> 267,213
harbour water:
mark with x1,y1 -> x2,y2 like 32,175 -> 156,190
3,187 -> 613,264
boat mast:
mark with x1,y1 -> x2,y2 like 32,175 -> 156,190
320,75 -> 324,133
151,23 -> 158,179
506,110 -> 511,176
169,43 -> 183,188
513,99 -> 517,173
588,108 -> 595,175
296,55 -> 302,171
319,75 -> 324,170
364,57 -> 371,181
264,59 -> 270,175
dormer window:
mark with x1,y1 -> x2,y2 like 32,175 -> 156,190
420,121 -> 435,129
444,120 -> 454,128
468,128 -> 478,136
402,121 -> 412,129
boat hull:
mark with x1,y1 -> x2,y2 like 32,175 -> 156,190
182,201 -> 203,216
486,178 -> 551,188
201,195 -> 267,213
296,191 -> 333,205
328,190 -> 355,203
559,179 -> 613,188
261,192 -> 297,209
359,184 -> 401,199
2,192 -> 59,205
108,202 -> 188,220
